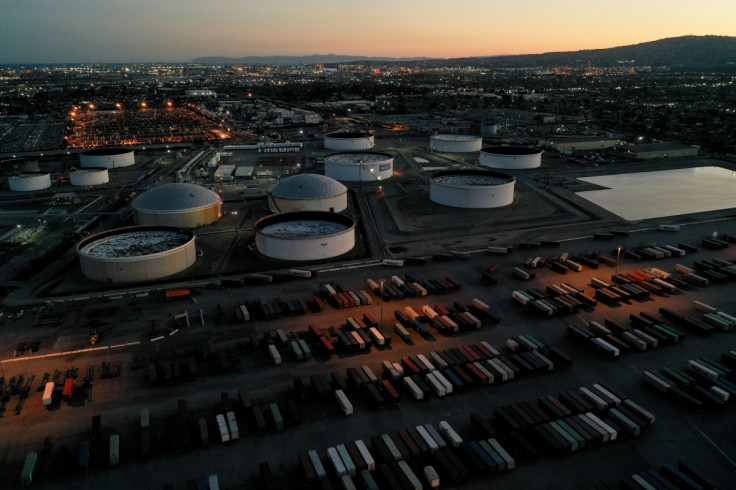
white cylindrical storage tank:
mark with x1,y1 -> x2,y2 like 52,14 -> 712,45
430,169 -> 515,208
268,174 -> 348,213
80,148 -> 135,169
77,226 -> 196,283
481,123 -> 498,137
255,211 -> 355,261
70,168 -> 110,187
480,146 -> 542,169
324,152 -> 393,182
430,134 -> 482,153
324,131 -> 375,151
8,172 -> 51,192
132,183 -> 222,228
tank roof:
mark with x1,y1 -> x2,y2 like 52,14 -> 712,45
325,131 -> 372,139
82,147 -> 134,156
324,152 -> 393,165
268,174 -> 347,200
132,183 -> 221,212
256,211 -> 355,237
432,134 -> 481,142
11,172 -> 49,178
431,169 -> 514,186
71,167 -> 108,173
77,227 -> 193,258
481,146 -> 542,155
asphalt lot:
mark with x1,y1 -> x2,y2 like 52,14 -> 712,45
1,221 -> 736,488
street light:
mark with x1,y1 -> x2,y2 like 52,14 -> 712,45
615,245 -> 622,276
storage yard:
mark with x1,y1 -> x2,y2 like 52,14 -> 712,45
1,221 -> 736,489
1,130 -> 736,489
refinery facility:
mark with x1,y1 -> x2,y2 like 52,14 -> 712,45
1,83 -> 736,490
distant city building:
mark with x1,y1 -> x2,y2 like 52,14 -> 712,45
185,89 -> 217,98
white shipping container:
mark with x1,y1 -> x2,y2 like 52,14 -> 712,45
481,341 -> 500,356
208,475 -> 220,490
381,434 -> 402,462
472,298 -> 491,313
327,447 -> 347,476
337,444 -> 356,477
422,305 -> 439,318
416,354 -> 435,372
403,377 -> 424,400
216,414 -> 230,442
369,327 -> 385,346
439,420 -> 462,447
226,411 -> 239,440
335,389 -> 354,415
432,370 -> 453,394
397,461 -> 423,490
268,344 -> 282,365
42,382 -> 54,406
416,425 -> 439,453
425,372 -> 446,397
424,465 -> 440,488
355,439 -> 376,471
487,438 -> 516,470
308,449 -> 327,479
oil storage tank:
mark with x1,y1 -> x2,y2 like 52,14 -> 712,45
430,134 -> 482,153
255,211 -> 355,261
480,146 -> 541,169
324,152 -> 393,182
70,168 -> 109,187
268,174 -> 347,213
430,169 -> 515,208
324,131 -> 375,151
77,226 -> 196,283
80,148 -> 135,169
132,183 -> 222,228
8,172 -> 51,192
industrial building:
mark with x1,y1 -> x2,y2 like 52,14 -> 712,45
69,168 -> 110,187
429,134 -> 483,153
255,211 -> 355,261
324,152 -> 393,182
268,174 -> 348,213
481,123 -> 498,136
624,142 -> 699,160
323,131 -> 375,151
80,148 -> 136,169
538,137 -> 623,153
480,146 -> 542,169
430,169 -> 515,208
76,226 -> 196,283
132,183 -> 222,228
1,158 -> 39,173
8,172 -> 52,192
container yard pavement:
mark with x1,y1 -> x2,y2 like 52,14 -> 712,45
1,220 -> 736,488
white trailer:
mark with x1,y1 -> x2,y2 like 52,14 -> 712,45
424,465 -> 440,488
268,344 -> 282,365
403,377 -> 424,400
432,370 -> 453,394
215,414 -> 230,442
416,354 -> 435,372
369,327 -> 385,346
416,425 -> 439,453
308,449 -> 327,479
327,446 -> 347,477
439,420 -> 462,447
355,439 -> 376,471
335,389 -> 354,415
42,382 -> 54,407
226,411 -> 239,440
397,461 -> 423,490
425,372 -> 446,397
337,444 -> 356,477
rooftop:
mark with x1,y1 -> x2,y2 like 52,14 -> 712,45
79,229 -> 192,258
324,152 -> 393,165
132,183 -> 221,212
269,174 -> 347,199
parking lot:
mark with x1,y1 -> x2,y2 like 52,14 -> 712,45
1,220 -> 736,488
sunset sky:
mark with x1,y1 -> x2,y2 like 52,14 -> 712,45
1,0 -> 734,63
